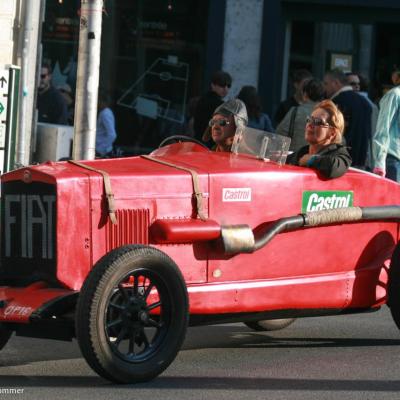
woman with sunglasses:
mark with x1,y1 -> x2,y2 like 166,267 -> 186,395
286,99 -> 351,179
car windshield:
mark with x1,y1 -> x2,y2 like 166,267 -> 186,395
231,127 -> 291,165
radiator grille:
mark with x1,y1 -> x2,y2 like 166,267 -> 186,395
106,209 -> 150,251
1,181 -> 57,285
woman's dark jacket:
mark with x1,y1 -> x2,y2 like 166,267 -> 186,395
286,143 -> 352,179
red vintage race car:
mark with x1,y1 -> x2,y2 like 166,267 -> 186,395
1,129 -> 400,384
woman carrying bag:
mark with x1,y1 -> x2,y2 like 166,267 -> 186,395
276,79 -> 325,151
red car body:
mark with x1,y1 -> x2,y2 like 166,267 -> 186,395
1,142 -> 399,382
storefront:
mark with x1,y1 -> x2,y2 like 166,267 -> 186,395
261,0 -> 400,117
41,0 -> 400,152
42,0 -> 211,152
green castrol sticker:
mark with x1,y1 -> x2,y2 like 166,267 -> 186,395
302,191 -> 353,213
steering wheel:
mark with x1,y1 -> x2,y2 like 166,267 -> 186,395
158,135 -> 209,149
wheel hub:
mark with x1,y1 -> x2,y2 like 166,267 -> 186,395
120,297 -> 149,327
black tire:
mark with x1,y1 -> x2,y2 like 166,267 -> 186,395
0,324 -> 12,350
75,245 -> 189,384
159,135 -> 209,149
244,318 -> 296,332
388,244 -> 400,329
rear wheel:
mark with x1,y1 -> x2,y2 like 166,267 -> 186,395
244,318 -> 296,332
388,244 -> 400,329
0,324 -> 12,350
76,245 -> 189,383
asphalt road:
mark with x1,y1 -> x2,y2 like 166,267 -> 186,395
1,307 -> 400,400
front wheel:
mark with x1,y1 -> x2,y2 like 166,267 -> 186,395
244,318 -> 296,332
75,245 -> 189,383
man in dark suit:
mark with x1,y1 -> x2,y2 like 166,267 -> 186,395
323,69 -> 372,168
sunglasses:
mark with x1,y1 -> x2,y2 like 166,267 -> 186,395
209,118 -> 230,127
41,74 -> 48,79
306,116 -> 331,127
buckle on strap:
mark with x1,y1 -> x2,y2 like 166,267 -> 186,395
141,155 -> 207,221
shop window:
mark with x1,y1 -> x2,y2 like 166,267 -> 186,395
41,0 -> 80,91
109,0 -> 209,153
41,0 -> 209,154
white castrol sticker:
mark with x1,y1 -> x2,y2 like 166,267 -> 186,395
222,188 -> 252,202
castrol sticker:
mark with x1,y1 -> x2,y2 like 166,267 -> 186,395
302,190 -> 353,212
222,188 -> 252,202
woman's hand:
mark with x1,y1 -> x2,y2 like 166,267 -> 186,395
298,153 -> 314,166
372,167 -> 385,177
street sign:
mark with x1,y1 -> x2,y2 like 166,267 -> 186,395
0,76 -> 7,88
0,66 -> 20,174
0,69 -> 9,127
0,68 -> 9,174
0,124 -> 5,147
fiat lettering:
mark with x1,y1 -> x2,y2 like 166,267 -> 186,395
4,194 -> 56,259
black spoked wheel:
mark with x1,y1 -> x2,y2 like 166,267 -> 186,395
244,318 -> 296,332
0,324 -> 12,350
159,135 -> 209,149
388,244 -> 400,330
76,245 -> 188,383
